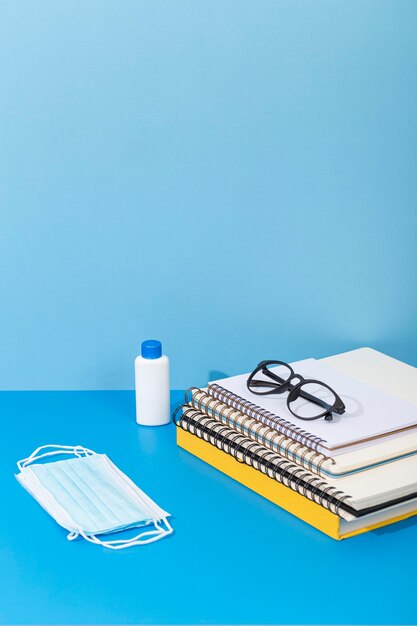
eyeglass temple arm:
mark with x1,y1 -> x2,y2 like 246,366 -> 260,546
294,386 -> 333,411
249,380 -> 287,391
251,369 -> 289,393
260,368 -> 287,385
293,386 -> 345,414
250,378 -> 277,389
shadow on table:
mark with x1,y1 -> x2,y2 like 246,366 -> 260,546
373,513 -> 417,536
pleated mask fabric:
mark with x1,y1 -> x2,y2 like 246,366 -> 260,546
16,444 -> 173,549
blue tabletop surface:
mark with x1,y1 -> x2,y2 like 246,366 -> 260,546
1,390 -> 417,625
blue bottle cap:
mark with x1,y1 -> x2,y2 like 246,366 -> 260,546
141,339 -> 162,359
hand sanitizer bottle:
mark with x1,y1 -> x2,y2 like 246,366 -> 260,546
135,339 -> 170,426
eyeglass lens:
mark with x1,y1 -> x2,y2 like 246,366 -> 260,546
288,382 -> 336,419
248,362 -> 293,393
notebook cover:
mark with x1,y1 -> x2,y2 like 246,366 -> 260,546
177,427 -> 417,540
187,388 -> 417,478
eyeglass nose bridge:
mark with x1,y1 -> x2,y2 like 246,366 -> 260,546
288,373 -> 304,386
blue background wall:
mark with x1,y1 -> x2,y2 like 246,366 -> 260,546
0,0 -> 416,390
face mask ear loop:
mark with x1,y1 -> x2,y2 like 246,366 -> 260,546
156,517 -> 173,534
17,445 -> 96,471
78,518 -> 173,550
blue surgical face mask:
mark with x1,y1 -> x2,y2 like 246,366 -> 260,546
16,445 -> 173,549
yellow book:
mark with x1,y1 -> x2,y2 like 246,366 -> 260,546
177,427 -> 417,540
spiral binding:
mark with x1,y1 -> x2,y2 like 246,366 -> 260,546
185,387 -> 334,477
206,383 -> 328,452
173,404 -> 354,520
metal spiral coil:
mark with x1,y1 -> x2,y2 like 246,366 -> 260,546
208,383 -> 327,451
174,403 -> 352,518
185,387 -> 335,477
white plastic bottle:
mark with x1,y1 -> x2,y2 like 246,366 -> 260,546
135,339 -> 170,426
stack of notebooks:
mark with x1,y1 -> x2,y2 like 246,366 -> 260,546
174,348 -> 417,539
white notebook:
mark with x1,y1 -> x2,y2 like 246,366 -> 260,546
209,353 -> 417,453
188,388 -> 417,477
309,448 -> 417,511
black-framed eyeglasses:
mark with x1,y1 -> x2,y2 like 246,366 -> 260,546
247,360 -> 346,421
